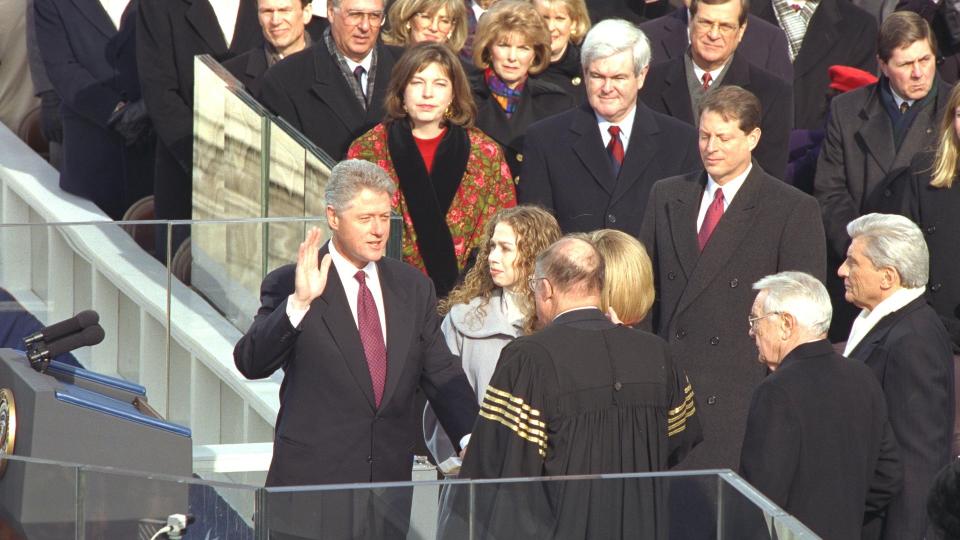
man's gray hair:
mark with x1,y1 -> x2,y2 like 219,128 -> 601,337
846,213 -> 929,288
753,272 -> 832,336
324,159 -> 396,213
580,19 -> 651,77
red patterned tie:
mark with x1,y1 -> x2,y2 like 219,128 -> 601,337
698,188 -> 725,251
701,72 -> 713,91
607,125 -> 625,175
355,270 -> 387,407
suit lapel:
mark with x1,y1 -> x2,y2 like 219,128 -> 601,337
246,48 -> 267,80
71,0 -> 117,37
377,260 -> 412,409
317,256 -> 378,411
570,105 -> 617,195
675,165 -> 764,316
666,173 -> 704,278
856,88 -> 896,173
847,296 -> 926,362
793,0 -> 842,80
659,12 -> 687,60
890,81 -> 948,173
310,43 -> 366,133
660,59 -> 694,123
367,46 -> 397,122
610,104 -> 659,205
229,0 -> 259,54
184,0 -> 228,54
721,53 -> 751,89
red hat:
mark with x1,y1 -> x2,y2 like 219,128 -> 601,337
828,65 -> 878,93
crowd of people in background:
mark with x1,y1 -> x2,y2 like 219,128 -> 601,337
3,0 -> 960,536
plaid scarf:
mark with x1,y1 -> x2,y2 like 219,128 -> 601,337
772,0 -> 819,62
484,68 -> 524,117
324,28 -> 377,109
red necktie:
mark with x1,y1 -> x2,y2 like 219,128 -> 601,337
355,270 -> 387,407
698,188 -> 724,251
701,72 -> 713,91
607,125 -> 625,175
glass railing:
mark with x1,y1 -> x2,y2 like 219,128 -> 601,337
0,455 -> 818,539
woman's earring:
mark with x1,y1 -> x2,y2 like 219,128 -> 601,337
444,106 -> 453,119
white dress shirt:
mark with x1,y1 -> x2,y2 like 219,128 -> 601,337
344,52 -> 374,96
843,286 -> 926,356
696,163 -> 752,231
98,0 -> 130,30
595,104 -> 638,154
209,0 -> 241,48
286,240 -> 387,343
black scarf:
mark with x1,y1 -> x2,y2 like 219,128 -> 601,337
387,120 -> 470,297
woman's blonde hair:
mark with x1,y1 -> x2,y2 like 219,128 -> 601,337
533,0 -> 591,45
439,206 -> 561,335
929,82 -> 960,189
587,229 -> 655,325
382,0 -> 469,52
472,0 -> 552,76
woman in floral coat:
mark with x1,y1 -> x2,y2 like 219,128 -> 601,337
347,42 -> 516,298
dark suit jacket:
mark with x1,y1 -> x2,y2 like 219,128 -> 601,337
740,340 -> 902,540
869,150 -> 960,350
519,102 -> 701,235
641,52 -> 793,180
233,246 -> 479,487
639,8 -> 793,82
638,164 -> 827,472
35,0 -> 152,219
752,0 -> 878,130
258,40 -> 403,160
814,80 -> 950,259
471,75 -> 574,179
137,0 -> 261,219
847,295 -> 956,540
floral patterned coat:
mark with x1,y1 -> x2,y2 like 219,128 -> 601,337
347,122 -> 516,284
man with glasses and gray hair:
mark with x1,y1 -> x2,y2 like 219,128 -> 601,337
839,213 -> 955,540
258,0 -> 402,159
740,271 -> 902,539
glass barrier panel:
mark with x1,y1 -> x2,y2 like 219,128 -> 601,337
0,455 -> 79,539
718,471 -> 820,539
77,465 -> 259,540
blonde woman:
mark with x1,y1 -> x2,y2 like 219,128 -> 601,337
533,0 -> 590,102
382,0 -> 469,52
423,205 -> 561,467
873,82 -> 960,350
588,229 -> 655,326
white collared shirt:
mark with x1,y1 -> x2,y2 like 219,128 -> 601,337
692,61 -> 729,88
98,0 -> 129,30
696,163 -> 752,231
209,0 -> 241,48
596,104 -> 638,154
843,286 -> 926,356
470,0 -> 485,21
344,52 -> 374,95
286,240 -> 387,343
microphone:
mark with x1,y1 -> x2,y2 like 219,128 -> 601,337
27,324 -> 105,373
23,310 -> 100,346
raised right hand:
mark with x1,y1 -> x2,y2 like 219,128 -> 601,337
291,227 -> 332,310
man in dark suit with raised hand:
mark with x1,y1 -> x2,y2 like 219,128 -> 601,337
258,0 -> 401,159
839,213 -> 955,540
639,0 -> 792,82
234,159 -> 477,482
641,0 -> 793,179
519,19 -> 701,236
639,85 -> 826,477
740,271 -> 902,540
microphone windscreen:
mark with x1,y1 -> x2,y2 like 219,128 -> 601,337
45,325 -> 105,358
40,310 -> 100,342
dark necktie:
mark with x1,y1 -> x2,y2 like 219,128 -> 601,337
899,101 -> 910,115
701,72 -> 713,91
355,270 -> 386,407
698,188 -> 725,251
607,125 -> 625,176
353,65 -> 366,97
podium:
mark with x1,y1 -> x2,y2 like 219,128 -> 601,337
0,349 -> 192,537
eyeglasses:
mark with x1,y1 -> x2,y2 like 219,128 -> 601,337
692,18 -> 740,36
748,312 -> 781,333
527,276 -> 547,293
414,12 -> 453,31
337,8 -> 384,27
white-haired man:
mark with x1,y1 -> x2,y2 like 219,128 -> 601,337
839,213 -> 955,540
518,18 -> 701,235
740,271 -> 902,539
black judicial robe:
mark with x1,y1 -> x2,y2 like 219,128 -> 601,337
457,308 -> 702,539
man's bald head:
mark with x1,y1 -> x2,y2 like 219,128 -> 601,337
536,237 -> 604,297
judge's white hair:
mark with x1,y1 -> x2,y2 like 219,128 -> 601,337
753,271 -> 832,336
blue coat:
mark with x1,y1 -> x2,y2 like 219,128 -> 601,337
35,0 -> 152,219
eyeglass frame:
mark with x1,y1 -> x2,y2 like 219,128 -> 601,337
747,311 -> 781,333
691,16 -> 741,37
335,8 -> 385,27
527,276 -> 548,293
413,11 -> 453,31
